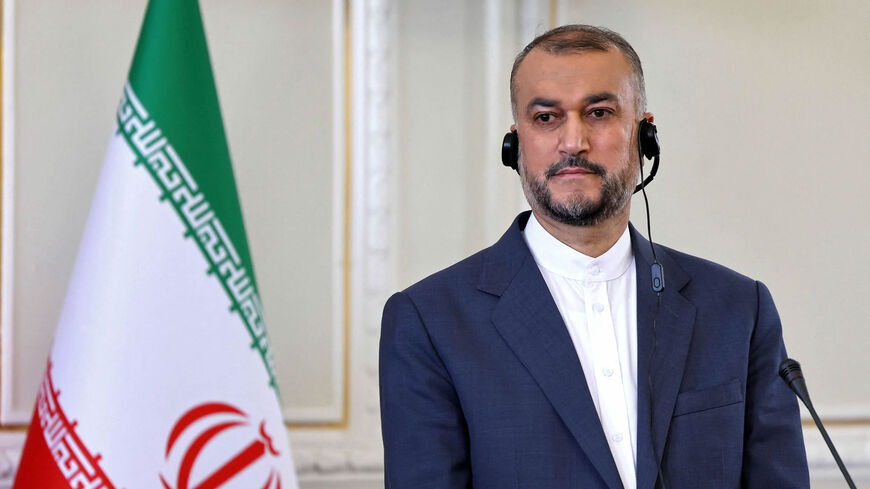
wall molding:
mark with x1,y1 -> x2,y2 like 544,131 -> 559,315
0,0 -> 18,427
281,0 -> 351,429
0,428 -> 865,487
804,426 -> 870,481
288,0 -> 397,483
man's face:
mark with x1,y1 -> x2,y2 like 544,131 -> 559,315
512,48 -> 648,227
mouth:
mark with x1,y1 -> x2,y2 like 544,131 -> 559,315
550,167 -> 598,180
553,167 -> 596,177
544,156 -> 606,180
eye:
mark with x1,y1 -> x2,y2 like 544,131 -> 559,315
589,108 -> 612,119
535,113 -> 555,123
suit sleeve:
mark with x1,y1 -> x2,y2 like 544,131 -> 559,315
741,281 -> 810,488
379,291 -> 471,489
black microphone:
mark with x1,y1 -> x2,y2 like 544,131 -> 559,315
779,358 -> 858,489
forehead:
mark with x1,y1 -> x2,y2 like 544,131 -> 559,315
514,48 -> 635,108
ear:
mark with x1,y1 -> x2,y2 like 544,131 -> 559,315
510,123 -> 517,133
642,112 -> 654,123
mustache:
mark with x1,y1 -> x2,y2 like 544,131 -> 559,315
544,156 -> 606,179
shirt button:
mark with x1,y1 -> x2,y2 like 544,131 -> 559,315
612,433 -> 624,443
592,303 -> 604,313
602,368 -> 614,377
590,265 -> 601,276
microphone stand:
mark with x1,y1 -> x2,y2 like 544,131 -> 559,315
780,358 -> 858,489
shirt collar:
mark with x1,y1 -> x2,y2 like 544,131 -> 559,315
523,212 -> 633,281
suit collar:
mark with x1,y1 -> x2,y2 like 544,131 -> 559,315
524,212 -> 633,281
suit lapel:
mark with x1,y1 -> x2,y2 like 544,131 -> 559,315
481,213 -> 624,489
631,226 -> 697,489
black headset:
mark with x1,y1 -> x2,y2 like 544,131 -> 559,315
501,118 -> 660,194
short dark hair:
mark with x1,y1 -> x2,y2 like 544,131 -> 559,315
510,24 -> 647,119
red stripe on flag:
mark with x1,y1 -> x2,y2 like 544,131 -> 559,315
12,361 -> 119,489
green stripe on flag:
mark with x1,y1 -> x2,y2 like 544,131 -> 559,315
128,0 -> 252,278
117,0 -> 278,391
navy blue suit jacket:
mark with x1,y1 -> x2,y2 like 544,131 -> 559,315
380,212 -> 809,488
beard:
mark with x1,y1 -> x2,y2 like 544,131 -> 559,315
521,154 -> 637,226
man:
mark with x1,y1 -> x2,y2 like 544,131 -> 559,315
379,25 -> 809,489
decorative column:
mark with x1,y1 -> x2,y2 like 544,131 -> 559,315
291,0 -> 396,486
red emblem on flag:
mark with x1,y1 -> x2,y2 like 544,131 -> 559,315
160,402 -> 282,489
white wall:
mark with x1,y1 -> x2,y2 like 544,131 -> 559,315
1,0 -> 868,487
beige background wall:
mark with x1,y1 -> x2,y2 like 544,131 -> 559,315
1,0 -> 867,487
553,3 -> 870,486
559,0 -> 870,417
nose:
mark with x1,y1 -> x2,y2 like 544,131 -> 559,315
558,115 -> 589,157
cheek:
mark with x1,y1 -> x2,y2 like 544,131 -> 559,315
593,127 -> 633,161
519,137 -> 554,171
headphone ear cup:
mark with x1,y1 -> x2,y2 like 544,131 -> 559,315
502,130 -> 519,171
638,119 -> 660,159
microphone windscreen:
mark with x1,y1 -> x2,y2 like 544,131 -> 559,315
779,358 -> 811,405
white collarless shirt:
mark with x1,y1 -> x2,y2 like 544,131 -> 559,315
523,213 -> 638,489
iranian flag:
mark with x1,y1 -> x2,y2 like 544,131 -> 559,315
12,1 -> 298,488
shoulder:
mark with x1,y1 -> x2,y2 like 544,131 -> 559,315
396,212 -> 531,309
629,219 -> 764,306
630,222 -> 758,296
656,243 -> 778,333
398,245 -> 496,309
380,242 -> 510,366
651,240 -> 769,318
661,244 -> 756,287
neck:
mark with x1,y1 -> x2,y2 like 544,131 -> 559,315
531,205 -> 630,258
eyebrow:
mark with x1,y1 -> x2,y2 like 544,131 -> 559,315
526,92 -> 620,113
584,92 -> 618,105
526,97 -> 559,113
